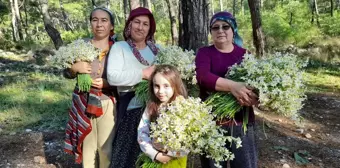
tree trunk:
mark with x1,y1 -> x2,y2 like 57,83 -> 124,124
59,0 -> 73,31
178,0 -> 184,46
289,12 -> 293,26
39,0 -> 63,49
311,0 -> 314,23
123,0 -> 129,20
233,0 -> 236,16
91,0 -> 96,7
142,0 -> 152,10
10,0 -> 19,42
14,0 -> 23,40
22,0 -> 29,40
248,0 -> 265,57
331,0 -> 334,17
241,0 -> 244,15
314,0 -> 320,27
162,1 -> 167,14
166,0 -> 179,45
130,0 -> 140,10
179,0 -> 209,52
106,0 -> 110,9
211,0 -> 214,15
220,0 -> 224,11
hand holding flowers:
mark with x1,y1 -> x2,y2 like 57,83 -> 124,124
51,39 -> 101,92
229,81 -> 258,106
207,53 -> 308,127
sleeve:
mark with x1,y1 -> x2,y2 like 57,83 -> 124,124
106,42 -> 143,86
195,48 -> 220,91
137,109 -> 159,161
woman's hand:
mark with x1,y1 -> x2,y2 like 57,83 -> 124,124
142,65 -> 156,80
155,152 -> 172,164
92,78 -> 109,89
71,61 -> 92,74
229,81 -> 258,106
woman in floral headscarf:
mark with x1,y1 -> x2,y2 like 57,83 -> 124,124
195,11 -> 258,168
106,7 -> 158,168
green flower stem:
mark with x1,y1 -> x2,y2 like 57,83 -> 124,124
77,74 -> 92,92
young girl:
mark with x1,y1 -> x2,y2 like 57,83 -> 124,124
137,65 -> 188,167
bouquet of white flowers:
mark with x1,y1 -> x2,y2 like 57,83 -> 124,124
148,96 -> 241,168
155,46 -> 197,86
206,53 -> 308,128
135,46 -> 197,105
51,39 -> 100,92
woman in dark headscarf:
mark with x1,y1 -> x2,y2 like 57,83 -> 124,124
195,11 -> 258,168
106,7 -> 158,168
63,7 -> 117,168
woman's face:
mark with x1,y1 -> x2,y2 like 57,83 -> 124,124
90,10 -> 113,40
210,20 -> 234,45
130,15 -> 150,43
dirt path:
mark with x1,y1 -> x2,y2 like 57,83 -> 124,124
0,93 -> 339,168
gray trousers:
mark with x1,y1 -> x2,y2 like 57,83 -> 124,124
200,124 -> 258,168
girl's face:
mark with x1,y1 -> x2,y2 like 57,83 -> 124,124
153,73 -> 174,103
130,15 -> 150,43
90,10 -> 113,40
210,20 -> 233,45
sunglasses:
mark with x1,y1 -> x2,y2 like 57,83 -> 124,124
210,25 -> 231,31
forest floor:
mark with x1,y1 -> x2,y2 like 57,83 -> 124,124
0,50 -> 339,168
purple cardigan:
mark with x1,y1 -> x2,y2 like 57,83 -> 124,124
195,44 -> 255,124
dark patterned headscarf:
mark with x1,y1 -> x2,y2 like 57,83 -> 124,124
210,11 -> 243,47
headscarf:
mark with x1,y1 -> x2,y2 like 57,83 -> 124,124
210,11 -> 243,47
89,7 -> 116,46
123,7 -> 158,66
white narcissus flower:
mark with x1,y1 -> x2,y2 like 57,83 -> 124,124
228,52 -> 308,118
156,45 -> 197,85
51,39 -> 101,68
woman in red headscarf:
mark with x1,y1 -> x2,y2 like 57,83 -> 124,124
106,7 -> 158,168
63,7 -> 118,168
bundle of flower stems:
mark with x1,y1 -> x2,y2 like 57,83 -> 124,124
136,153 -> 162,168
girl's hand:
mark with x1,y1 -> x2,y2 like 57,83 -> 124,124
229,81 -> 258,106
142,65 -> 156,80
71,61 -> 92,74
92,78 -> 109,89
155,152 -> 172,164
